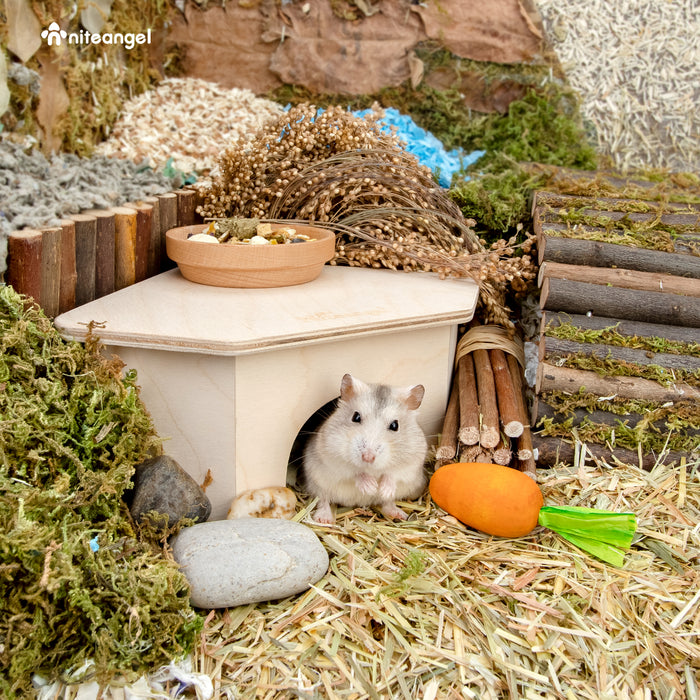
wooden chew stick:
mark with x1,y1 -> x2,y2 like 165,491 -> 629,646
70,214 -> 97,306
112,206 -> 138,290
158,193 -> 178,271
492,433 -> 512,466
82,209 -> 115,299
58,219 -> 77,314
489,348 -> 524,438
7,230 -> 43,303
436,377 -> 459,461
39,227 -> 62,318
472,349 -> 500,449
506,354 -> 536,477
457,354 -> 480,445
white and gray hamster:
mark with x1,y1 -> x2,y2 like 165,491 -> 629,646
302,373 -> 428,524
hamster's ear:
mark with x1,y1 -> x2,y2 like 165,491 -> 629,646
341,374 -> 370,400
340,374 -> 357,400
403,384 -> 425,410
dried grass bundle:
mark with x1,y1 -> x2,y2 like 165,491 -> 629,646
198,104 -> 537,327
190,451 -> 699,699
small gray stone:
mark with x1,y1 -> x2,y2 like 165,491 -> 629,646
170,518 -> 329,608
130,455 -> 211,525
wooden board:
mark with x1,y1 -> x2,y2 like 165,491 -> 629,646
54,266 -> 480,356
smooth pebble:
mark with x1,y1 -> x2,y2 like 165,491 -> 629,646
171,518 -> 329,608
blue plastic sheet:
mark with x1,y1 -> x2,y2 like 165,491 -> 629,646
354,107 -> 484,186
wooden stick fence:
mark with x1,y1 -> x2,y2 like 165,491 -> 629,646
4,188 -> 201,317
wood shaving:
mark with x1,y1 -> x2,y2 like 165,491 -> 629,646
95,77 -> 284,174
535,0 -> 700,173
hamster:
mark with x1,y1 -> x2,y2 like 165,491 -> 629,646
302,373 -> 428,524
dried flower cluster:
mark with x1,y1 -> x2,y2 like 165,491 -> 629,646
198,103 -> 537,328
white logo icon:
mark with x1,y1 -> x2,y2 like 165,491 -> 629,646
41,22 -> 67,46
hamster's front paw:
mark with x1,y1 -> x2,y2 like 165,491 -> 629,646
313,501 -> 335,525
380,502 -> 408,521
356,472 -> 378,495
377,474 -> 396,501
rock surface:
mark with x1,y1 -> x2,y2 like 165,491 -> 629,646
170,518 -> 329,608
130,455 -> 211,525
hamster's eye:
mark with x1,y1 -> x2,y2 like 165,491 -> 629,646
352,411 -> 362,423
388,420 -> 399,432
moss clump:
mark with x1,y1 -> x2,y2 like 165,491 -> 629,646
448,87 -> 597,237
0,286 -> 200,697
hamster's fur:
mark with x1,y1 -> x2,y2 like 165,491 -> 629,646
302,374 -> 428,524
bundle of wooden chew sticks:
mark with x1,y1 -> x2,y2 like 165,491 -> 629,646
436,325 -> 536,477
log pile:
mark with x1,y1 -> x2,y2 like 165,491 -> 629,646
436,325 -> 536,477
5,189 -> 200,317
532,190 -> 700,465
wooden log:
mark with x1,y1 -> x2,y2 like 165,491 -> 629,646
457,353 -> 480,445
139,196 -> 162,277
538,261 -> 700,298
531,433 -> 687,470
537,230 -> 700,278
70,214 -> 97,307
536,362 -> 700,403
541,312 -> 700,346
538,207 -> 700,229
534,400 -> 699,437
176,189 -> 196,227
158,192 -> 178,271
489,348 -> 524,438
58,219 -> 77,314
541,336 -> 700,373
506,354 -> 536,473
7,230 -> 42,303
472,349 -> 500,448
436,377 -> 459,461
540,277 -> 700,328
112,206 -> 138,290
123,201 -> 153,282
39,227 -> 62,318
82,209 -> 116,299
532,190 -> 700,215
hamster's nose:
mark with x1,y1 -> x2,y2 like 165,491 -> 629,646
361,449 -> 376,464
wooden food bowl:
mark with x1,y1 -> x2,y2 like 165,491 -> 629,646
166,223 -> 336,288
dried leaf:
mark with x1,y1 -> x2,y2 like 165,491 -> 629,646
5,0 -> 43,63
80,0 -> 114,35
36,51 -> 70,153
408,52 -> 424,89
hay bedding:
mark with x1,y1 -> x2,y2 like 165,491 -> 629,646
181,456 -> 699,700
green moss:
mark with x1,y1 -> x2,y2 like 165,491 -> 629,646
536,414 -> 698,454
553,352 -> 700,387
0,286 -> 200,697
545,321 -> 700,358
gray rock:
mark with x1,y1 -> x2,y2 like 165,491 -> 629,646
130,455 -> 211,525
170,518 -> 329,608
